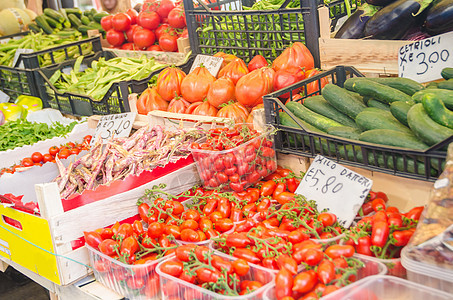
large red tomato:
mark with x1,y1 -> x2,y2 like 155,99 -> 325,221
181,66 -> 216,103
100,15 -> 113,31
142,0 -> 160,12
156,0 -> 175,19
192,101 -> 218,117
159,34 -> 178,52
235,67 -> 274,108
216,101 -> 249,124
126,24 -> 141,42
137,87 -> 168,114
272,42 -> 314,74
304,69 -> 329,96
133,28 -> 156,49
214,52 -> 239,69
126,8 -> 138,25
217,58 -> 249,85
106,29 -> 125,47
155,24 -> 172,40
168,96 -> 190,113
137,11 -> 161,30
156,67 -> 186,101
207,77 -> 235,108
273,69 -> 305,99
248,55 -> 268,72
112,13 -> 131,32
168,7 -> 186,29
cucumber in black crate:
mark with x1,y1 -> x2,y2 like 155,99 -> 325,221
303,95 -> 359,128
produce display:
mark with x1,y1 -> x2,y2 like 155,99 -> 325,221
0,31 -> 93,67
0,119 -> 77,151
102,2 -> 187,52
335,0 -> 453,40
27,8 -> 106,37
48,55 -> 165,100
54,125 -> 202,198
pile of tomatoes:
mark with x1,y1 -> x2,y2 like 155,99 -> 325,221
273,243 -> 363,299
159,244 -> 269,297
102,0 -> 187,52
190,125 -> 277,191
0,135 -> 91,177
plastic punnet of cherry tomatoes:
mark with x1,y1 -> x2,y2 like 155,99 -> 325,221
190,124 -> 277,192
158,244 -> 272,296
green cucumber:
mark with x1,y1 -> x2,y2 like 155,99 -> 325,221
87,21 -> 105,33
94,12 -> 109,23
362,107 -> 393,116
68,13 -> 82,27
355,110 -> 412,134
286,101 -> 341,132
35,15 -> 53,34
303,95 -> 358,128
347,91 -> 365,104
344,77 -> 414,105
437,79 -> 453,91
59,8 -> 72,28
280,112 -> 323,133
326,126 -> 360,140
43,15 -> 62,29
367,99 -> 390,111
421,94 -> 453,129
390,101 -> 412,127
426,82 -> 438,89
80,15 -> 91,25
280,112 -> 327,152
359,129 -> 428,150
412,89 -> 453,109
441,67 -> 453,80
44,8 -> 65,23
367,77 -> 424,96
27,23 -> 41,33
322,84 -> 367,119
64,8 -> 82,17
407,103 -> 453,146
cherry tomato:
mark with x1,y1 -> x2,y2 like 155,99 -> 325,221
371,221 -> 389,248
325,245 -> 355,259
232,248 -> 260,264
180,228 -> 201,242
232,258 -> 249,276
98,239 -> 118,256
275,268 -> 293,300
160,260 -> 184,277
175,244 -> 196,262
58,149 -> 70,159
84,231 -> 103,249
21,157 -> 34,167
42,153 -> 53,163
215,218 -> 234,232
292,270 -> 317,294
317,212 -> 337,227
317,259 -> 335,284
31,152 -> 43,163
49,146 -> 59,157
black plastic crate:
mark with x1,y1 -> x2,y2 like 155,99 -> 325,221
0,34 -> 102,100
323,0 -> 363,31
183,0 -> 321,65
34,53 -> 193,117
263,66 -> 449,182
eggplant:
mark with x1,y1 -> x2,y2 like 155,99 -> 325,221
365,0 -> 397,6
425,0 -> 453,35
334,4 -> 381,39
364,0 -> 434,40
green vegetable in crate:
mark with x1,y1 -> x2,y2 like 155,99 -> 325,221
322,84 -> 366,118
303,95 -> 358,128
367,77 -> 424,96
49,55 -> 166,101
407,103 -> 453,146
441,67 -> 453,80
326,126 -> 361,140
344,77 -> 414,105
367,99 -> 390,111
359,129 -> 429,150
390,101 -> 412,126
286,101 -> 342,132
0,119 -> 77,151
355,109 -> 413,134
412,89 -> 453,109
437,79 -> 453,90
421,94 -> 453,129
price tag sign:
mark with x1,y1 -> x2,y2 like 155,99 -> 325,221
189,54 -> 224,77
93,112 -> 137,144
295,155 -> 373,228
12,48 -> 33,68
398,31 -> 453,83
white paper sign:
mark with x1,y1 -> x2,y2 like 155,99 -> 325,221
93,112 -> 137,144
399,31 -> 453,83
0,90 -> 10,103
295,155 -> 373,228
189,54 -> 224,77
12,48 -> 33,68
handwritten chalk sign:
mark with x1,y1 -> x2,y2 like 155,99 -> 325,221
399,31 -> 453,83
189,54 -> 224,77
93,112 -> 137,144
13,48 -> 33,68
295,155 -> 373,228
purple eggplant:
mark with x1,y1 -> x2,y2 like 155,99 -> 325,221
364,0 -> 434,40
365,0 -> 397,6
334,4 -> 381,39
425,0 -> 453,35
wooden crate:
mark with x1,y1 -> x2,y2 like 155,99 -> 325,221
318,7 -> 412,75
0,162 -> 200,286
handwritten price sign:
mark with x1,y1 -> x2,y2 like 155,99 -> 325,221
295,155 -> 373,228
93,112 -> 136,144
189,54 -> 224,77
399,31 -> 453,83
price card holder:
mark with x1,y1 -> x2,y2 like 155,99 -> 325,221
12,48 -> 33,68
295,155 -> 373,228
189,54 -> 224,77
398,31 -> 453,83
92,112 -> 137,144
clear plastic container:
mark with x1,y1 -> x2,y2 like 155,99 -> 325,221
320,275 -> 453,300
262,254 -> 388,300
366,256 -> 406,278
87,244 -> 169,300
156,251 -> 275,300
402,246 -> 453,294
190,125 -> 277,191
